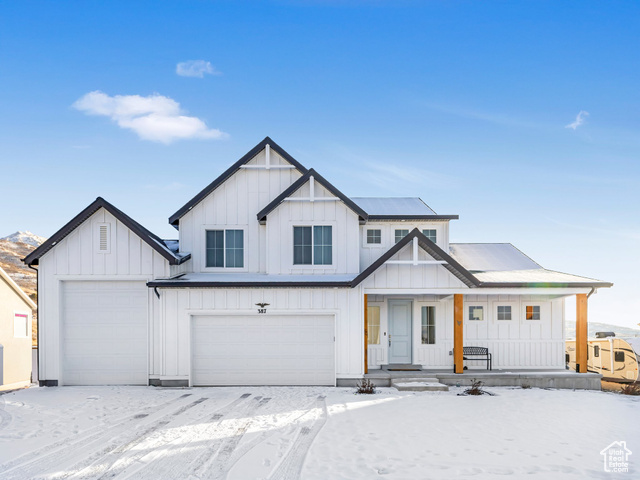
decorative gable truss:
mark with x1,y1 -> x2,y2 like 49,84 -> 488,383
257,168 -> 368,224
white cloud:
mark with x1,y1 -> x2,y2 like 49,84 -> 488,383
176,60 -> 221,78
72,91 -> 227,144
565,110 -> 589,130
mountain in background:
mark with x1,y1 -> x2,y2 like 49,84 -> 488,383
565,321 -> 640,339
0,231 -> 45,299
1,231 -> 45,346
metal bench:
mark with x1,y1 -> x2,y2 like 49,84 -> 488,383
463,346 -> 492,370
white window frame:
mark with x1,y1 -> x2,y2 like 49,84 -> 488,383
362,225 -> 387,248
96,222 -> 111,254
201,225 -> 248,272
467,305 -> 485,321
291,224 -> 336,269
394,229 -> 410,244
14,311 -> 30,338
422,229 -> 437,243
365,228 -> 382,246
493,302 -> 518,322
367,305 -> 381,345
522,303 -> 544,322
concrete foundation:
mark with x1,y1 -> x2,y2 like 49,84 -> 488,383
349,369 -> 602,390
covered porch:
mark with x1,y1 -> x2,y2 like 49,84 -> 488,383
362,290 -> 594,383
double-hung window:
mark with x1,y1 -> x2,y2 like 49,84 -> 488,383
293,226 -> 332,265
206,229 -> 244,268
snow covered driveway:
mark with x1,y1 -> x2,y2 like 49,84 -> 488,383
0,386 -> 638,479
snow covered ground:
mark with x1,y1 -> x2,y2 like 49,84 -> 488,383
0,385 -> 637,479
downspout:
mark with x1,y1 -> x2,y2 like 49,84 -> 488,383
27,263 -> 39,386
587,287 -> 596,299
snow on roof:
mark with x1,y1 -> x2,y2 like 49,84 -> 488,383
473,269 -> 606,285
350,197 -> 436,216
449,243 -> 541,272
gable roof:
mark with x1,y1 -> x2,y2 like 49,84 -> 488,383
256,168 -> 369,224
0,266 -> 36,310
352,228 -> 480,288
23,197 -> 191,266
169,137 -> 308,226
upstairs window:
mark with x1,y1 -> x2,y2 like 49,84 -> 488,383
394,229 -> 409,244
497,305 -> 512,321
206,229 -> 244,268
422,229 -> 437,243
366,229 -> 382,244
525,305 -> 541,320
294,226 -> 332,265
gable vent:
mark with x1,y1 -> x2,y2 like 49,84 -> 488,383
97,223 -> 110,253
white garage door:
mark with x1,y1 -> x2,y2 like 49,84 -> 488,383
192,315 -> 335,386
62,281 -> 148,385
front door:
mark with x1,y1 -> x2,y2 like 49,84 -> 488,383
388,300 -> 413,364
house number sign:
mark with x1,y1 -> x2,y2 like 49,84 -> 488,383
255,302 -> 269,314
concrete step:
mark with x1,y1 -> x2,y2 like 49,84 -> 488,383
391,380 -> 449,392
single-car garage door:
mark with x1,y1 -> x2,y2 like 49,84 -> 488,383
61,281 -> 148,385
191,315 -> 335,386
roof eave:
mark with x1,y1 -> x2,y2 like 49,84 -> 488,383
24,197 -> 185,267
147,280 -> 352,288
478,282 -> 614,289
367,215 -> 459,221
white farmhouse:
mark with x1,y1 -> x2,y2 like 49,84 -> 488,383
24,138 -> 611,387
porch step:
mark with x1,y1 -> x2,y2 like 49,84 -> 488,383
391,378 -> 449,392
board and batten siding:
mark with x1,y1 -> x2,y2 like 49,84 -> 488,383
266,180 -> 360,275
361,244 -> 469,290
359,221 -> 450,271
37,208 -> 171,383
178,149 -> 302,274
367,294 -> 565,370
149,286 -> 365,381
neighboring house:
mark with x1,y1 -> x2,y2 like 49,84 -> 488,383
24,138 -> 612,387
0,266 -> 36,389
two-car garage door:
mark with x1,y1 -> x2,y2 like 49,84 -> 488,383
191,315 -> 335,386
61,281 -> 148,385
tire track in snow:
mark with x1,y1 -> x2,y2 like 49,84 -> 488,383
0,393 -> 195,478
217,395 -> 323,480
77,393 -> 253,480
198,397 -> 272,480
129,395 -> 268,480
268,395 -> 327,480
0,395 -> 11,432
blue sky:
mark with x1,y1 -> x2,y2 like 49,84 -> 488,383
1,1 -> 638,328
